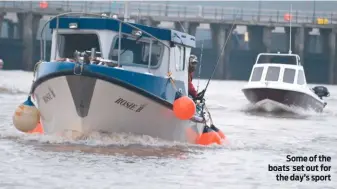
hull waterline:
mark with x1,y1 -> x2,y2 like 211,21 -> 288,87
242,88 -> 325,112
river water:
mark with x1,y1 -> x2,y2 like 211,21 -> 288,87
0,70 -> 336,189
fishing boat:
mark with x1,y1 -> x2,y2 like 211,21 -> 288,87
12,12 -> 225,145
242,4 -> 330,113
242,52 -> 330,112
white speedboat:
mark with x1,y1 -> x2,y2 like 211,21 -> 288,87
12,13 -> 225,145
242,52 -> 330,112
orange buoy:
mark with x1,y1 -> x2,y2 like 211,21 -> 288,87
210,124 -> 226,140
39,1 -> 48,9
197,126 -> 222,145
27,121 -> 44,134
13,96 -> 40,132
284,13 -> 292,21
173,96 -> 196,120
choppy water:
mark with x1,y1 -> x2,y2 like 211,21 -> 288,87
1,70 -> 336,189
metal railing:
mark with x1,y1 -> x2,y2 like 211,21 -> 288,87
1,1 -> 337,24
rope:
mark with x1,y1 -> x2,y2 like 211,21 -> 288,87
167,71 -> 178,91
33,61 -> 43,79
196,40 -> 204,92
204,105 -> 214,126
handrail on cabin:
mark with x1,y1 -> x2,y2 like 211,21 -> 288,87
39,12 -> 172,68
255,52 -> 301,66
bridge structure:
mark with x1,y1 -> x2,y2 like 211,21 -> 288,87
1,1 -> 337,83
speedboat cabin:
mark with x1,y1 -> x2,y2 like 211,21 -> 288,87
248,53 -> 307,86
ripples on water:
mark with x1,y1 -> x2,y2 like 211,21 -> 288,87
0,70 -> 336,189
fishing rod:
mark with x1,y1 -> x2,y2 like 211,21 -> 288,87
199,14 -> 238,98
196,39 -> 204,92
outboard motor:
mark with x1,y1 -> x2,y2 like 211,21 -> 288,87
312,86 -> 330,99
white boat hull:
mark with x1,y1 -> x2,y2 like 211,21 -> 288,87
242,87 -> 326,113
32,75 -> 204,143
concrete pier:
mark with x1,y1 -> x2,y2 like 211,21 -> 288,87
247,26 -> 274,53
17,12 -> 42,70
284,26 -> 310,65
174,21 -> 189,33
1,1 -> 337,84
210,23 -> 232,79
174,21 -> 199,36
7,20 -> 15,39
137,17 -> 160,27
320,28 -> 337,84
0,12 -> 6,37
294,27 -> 310,63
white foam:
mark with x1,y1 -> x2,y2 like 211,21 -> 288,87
0,70 -> 33,94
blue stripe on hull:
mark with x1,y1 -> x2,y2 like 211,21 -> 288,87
35,62 -> 186,104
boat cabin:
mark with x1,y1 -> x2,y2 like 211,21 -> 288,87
248,52 -> 307,85
47,15 -> 196,90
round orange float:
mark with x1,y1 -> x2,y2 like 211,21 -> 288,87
27,121 -> 44,134
173,96 -> 196,120
210,124 -> 226,140
13,96 -> 40,132
197,126 -> 222,145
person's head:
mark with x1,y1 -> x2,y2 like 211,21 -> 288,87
189,54 -> 198,72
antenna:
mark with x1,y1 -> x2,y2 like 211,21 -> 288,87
288,4 -> 292,54
196,39 -> 204,92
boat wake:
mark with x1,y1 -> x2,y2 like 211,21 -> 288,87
0,70 -> 33,95
239,102 -> 327,120
0,86 -> 27,95
0,127 -> 224,158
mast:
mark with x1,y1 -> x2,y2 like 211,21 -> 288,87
288,4 -> 293,54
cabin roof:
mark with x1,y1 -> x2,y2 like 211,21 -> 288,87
49,17 -> 196,48
257,52 -> 300,57
255,52 -> 301,66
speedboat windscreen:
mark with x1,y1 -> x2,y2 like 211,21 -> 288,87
257,54 -> 298,65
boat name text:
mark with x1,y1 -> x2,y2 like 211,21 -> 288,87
42,87 -> 56,104
115,97 -> 146,112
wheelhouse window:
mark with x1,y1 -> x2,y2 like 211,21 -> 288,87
265,66 -> 280,81
297,70 -> 305,85
109,35 -> 163,67
57,34 -> 100,58
175,46 -> 186,71
257,54 -> 298,65
250,67 -> 264,81
283,68 -> 296,84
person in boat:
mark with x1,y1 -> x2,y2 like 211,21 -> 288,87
188,55 -> 222,136
188,54 -> 205,101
